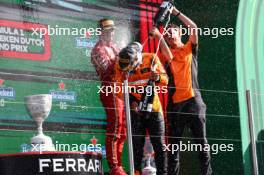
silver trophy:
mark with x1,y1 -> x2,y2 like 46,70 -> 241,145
142,136 -> 157,175
24,94 -> 55,151
142,155 -> 157,175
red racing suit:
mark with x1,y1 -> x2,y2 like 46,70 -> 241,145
91,40 -> 126,169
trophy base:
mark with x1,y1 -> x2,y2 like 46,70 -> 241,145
142,167 -> 157,175
30,134 -> 55,152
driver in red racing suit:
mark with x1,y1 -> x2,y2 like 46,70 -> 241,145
91,19 -> 127,175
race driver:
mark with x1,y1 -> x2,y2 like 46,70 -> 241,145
91,19 -> 127,175
113,42 -> 168,175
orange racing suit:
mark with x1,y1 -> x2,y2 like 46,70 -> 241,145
113,53 -> 168,175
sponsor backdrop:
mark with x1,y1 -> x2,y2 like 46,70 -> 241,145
0,0 -> 133,173
1,0 -> 260,174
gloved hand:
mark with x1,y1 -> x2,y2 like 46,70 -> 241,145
131,101 -> 143,116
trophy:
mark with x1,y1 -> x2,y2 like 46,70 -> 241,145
24,94 -> 55,151
142,136 -> 157,175
142,155 -> 157,175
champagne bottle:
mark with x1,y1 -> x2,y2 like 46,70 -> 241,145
153,0 -> 174,27
138,79 -> 155,113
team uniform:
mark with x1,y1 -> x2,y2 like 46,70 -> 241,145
114,53 -> 168,175
160,40 -> 212,175
91,40 -> 127,172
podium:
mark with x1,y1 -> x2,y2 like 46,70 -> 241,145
0,152 -> 103,175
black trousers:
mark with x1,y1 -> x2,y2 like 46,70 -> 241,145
167,97 -> 212,175
131,110 -> 168,175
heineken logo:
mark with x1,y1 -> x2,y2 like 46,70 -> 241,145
50,81 -> 76,110
75,38 -> 97,48
50,90 -> 76,102
0,87 -> 16,99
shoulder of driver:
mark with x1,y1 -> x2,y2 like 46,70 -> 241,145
142,53 -> 159,62
141,53 -> 163,68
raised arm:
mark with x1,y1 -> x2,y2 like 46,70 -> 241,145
150,27 -> 173,63
172,7 -> 198,44
152,54 -> 168,86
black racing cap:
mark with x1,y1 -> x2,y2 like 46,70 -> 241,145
118,46 -> 137,71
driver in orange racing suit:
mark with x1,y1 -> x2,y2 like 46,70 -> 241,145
91,19 -> 127,175
113,42 -> 168,175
